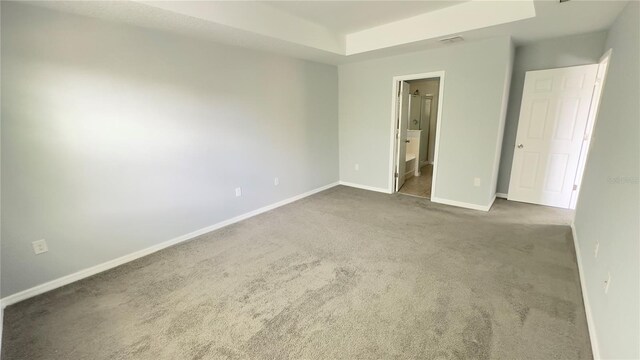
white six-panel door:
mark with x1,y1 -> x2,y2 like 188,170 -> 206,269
508,65 -> 598,208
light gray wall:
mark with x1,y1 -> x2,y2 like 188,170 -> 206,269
339,37 -> 512,207
0,3 -> 339,297
496,31 -> 608,194
573,3 -> 639,358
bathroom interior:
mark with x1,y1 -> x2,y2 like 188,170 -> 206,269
399,77 -> 440,198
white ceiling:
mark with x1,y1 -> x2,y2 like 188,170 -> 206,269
25,0 -> 629,65
266,1 -> 468,34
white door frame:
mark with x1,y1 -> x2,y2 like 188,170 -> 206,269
571,49 -> 613,209
388,71 -> 445,195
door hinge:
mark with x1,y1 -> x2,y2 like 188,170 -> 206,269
395,172 -> 399,178
573,184 -> 578,191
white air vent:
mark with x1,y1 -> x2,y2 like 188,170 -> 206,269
438,36 -> 464,44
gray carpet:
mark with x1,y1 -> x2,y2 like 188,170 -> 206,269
1,186 -> 592,359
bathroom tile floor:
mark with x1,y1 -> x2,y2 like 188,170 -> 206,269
399,164 -> 433,198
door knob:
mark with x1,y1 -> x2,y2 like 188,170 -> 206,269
405,140 -> 410,143
517,144 -> 524,149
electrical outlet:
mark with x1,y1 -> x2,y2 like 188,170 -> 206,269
274,177 -> 279,186
354,164 -> 359,171
32,239 -> 48,255
604,272 -> 611,294
594,241 -> 599,258
235,187 -> 242,197
473,177 -> 481,187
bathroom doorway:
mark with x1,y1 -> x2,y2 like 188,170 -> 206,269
390,72 -> 444,199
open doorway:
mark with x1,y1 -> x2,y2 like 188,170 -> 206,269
390,72 -> 444,199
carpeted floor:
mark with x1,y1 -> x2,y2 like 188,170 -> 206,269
1,186 -> 591,360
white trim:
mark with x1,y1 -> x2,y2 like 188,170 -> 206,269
0,182 -> 340,308
496,192 -> 508,199
491,39 -> 514,204
431,195 -> 495,212
570,49 -> 613,211
388,71 -> 445,197
405,171 -> 415,180
339,181 -> 391,194
430,75 -> 445,199
571,223 -> 600,359
599,48 -> 613,63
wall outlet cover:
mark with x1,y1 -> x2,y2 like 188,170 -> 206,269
235,187 -> 242,197
355,164 -> 360,171
274,177 -> 279,186
473,177 -> 481,187
32,239 -> 48,255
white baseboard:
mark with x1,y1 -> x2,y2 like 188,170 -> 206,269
338,181 -> 391,194
488,195 -> 497,210
571,223 -> 600,359
496,192 -> 508,199
0,182 -> 340,309
338,182 -> 494,212
431,196 -> 494,212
